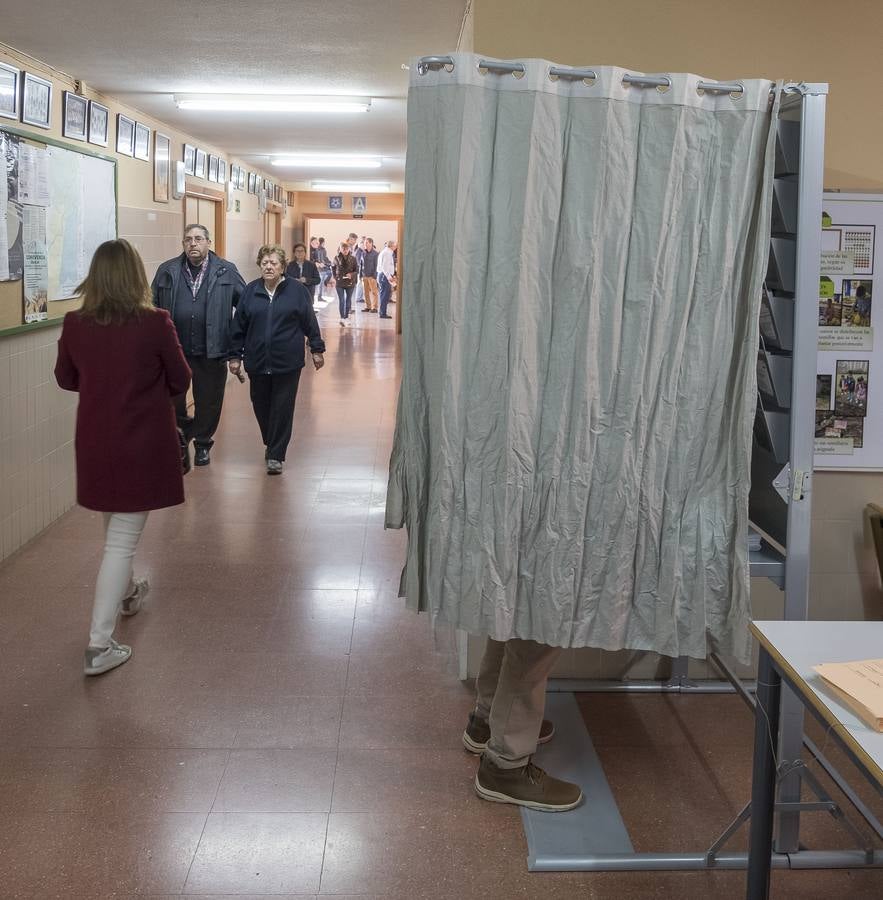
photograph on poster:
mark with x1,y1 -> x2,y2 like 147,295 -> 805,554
815,411 -> 864,448
841,279 -> 872,327
816,374 -> 832,410
183,143 -> 195,175
88,101 -> 108,146
819,295 -> 842,326
842,225 -> 875,275
835,360 -> 869,417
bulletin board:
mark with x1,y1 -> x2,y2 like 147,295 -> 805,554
814,192 -> 883,470
0,124 -> 117,333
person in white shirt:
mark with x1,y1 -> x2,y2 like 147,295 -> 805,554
377,240 -> 397,319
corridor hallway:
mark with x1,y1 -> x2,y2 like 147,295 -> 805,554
0,307 -> 879,898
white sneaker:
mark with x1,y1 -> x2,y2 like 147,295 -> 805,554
266,459 -> 283,475
339,319 -> 346,327
84,639 -> 132,676
121,577 -> 149,617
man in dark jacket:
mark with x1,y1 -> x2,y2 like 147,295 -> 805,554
361,238 -> 379,312
151,224 -> 246,465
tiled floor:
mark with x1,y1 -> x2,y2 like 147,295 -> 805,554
0,301 -> 880,898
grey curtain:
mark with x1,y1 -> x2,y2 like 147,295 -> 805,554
387,55 -> 779,663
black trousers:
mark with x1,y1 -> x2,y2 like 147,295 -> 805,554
174,355 -> 229,449
248,370 -> 302,462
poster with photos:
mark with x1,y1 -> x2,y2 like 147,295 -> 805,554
816,193 -> 883,469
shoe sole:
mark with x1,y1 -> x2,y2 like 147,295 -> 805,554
462,724 -> 555,755
474,775 -> 583,812
84,652 -> 131,676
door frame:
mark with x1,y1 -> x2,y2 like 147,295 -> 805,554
184,180 -> 227,257
303,214 -> 404,332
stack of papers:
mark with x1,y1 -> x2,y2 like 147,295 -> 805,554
813,659 -> 883,732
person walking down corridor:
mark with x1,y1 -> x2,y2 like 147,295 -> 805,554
378,239 -> 397,319
55,239 -> 191,676
286,242 -> 320,295
333,241 -> 358,326
361,237 -> 379,312
228,244 -> 326,474
151,224 -> 245,466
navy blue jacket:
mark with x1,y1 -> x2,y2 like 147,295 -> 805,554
285,259 -> 320,287
151,252 -> 245,359
229,277 -> 325,375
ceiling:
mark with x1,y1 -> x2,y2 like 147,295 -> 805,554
2,0 -> 467,191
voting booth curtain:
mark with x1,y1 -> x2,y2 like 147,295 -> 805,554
387,55 -> 779,663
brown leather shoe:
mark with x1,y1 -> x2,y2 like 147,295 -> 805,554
475,756 -> 583,812
462,713 -> 555,754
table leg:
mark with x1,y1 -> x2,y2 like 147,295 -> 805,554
747,647 -> 782,899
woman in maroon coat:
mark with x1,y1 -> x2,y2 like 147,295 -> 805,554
55,239 -> 191,676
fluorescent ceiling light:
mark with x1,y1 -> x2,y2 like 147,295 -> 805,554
272,156 -> 382,169
174,94 -> 371,113
311,181 -> 391,192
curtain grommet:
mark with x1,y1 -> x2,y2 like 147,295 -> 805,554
656,76 -> 672,94
729,82 -> 745,101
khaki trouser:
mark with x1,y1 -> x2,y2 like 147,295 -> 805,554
474,637 -> 561,769
362,276 -> 379,311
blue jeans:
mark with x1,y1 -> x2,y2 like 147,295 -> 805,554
379,273 -> 392,316
337,285 -> 355,319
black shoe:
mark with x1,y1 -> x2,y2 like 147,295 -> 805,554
379,314 -> 392,319
194,446 -> 211,466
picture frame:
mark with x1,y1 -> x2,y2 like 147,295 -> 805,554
88,100 -> 109,146
134,122 -> 150,161
208,154 -> 219,182
218,159 -> 227,184
116,114 -> 135,156
183,143 -> 195,176
153,132 -> 170,203
62,91 -> 88,141
238,166 -> 245,190
0,63 -> 20,121
247,172 -> 256,194
194,148 -> 207,179
21,71 -> 52,129
230,164 -> 238,187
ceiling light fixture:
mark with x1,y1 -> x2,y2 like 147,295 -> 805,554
173,94 -> 371,113
311,181 -> 391,193
272,156 -> 382,169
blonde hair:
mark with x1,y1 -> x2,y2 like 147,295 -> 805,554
256,243 -> 287,268
76,239 -> 155,325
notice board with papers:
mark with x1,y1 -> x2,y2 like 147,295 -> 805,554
0,124 -> 117,332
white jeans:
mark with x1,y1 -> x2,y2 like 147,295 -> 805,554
89,512 -> 149,648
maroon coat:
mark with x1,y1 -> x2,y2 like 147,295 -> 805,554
55,309 -> 191,512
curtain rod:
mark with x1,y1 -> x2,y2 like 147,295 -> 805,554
416,56 -> 749,96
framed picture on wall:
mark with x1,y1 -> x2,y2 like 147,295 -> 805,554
0,63 -> 20,120
238,167 -> 246,190
248,172 -> 256,194
208,154 -> 219,182
218,159 -> 227,184
116,114 -> 135,156
87,100 -> 108,146
62,91 -> 88,141
134,122 -> 150,161
21,71 -> 52,129
195,148 -> 206,178
183,143 -> 195,175
154,132 -> 170,203
230,163 -> 238,187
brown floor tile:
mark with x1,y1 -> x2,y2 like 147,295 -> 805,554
0,748 -> 228,814
331,748 -> 478,813
214,749 -> 337,813
232,696 -> 344,749
0,812 -> 205,896
319,810 -> 457,896
183,812 -> 327,894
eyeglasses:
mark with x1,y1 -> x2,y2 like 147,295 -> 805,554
183,236 -> 208,245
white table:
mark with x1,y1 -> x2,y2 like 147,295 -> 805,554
747,620 -> 883,899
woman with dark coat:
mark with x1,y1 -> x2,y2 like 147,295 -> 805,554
332,241 -> 359,326
228,244 -> 325,474
54,239 -> 191,676
285,242 -> 321,296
